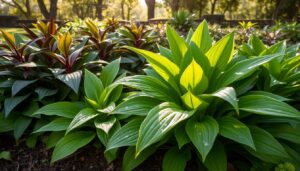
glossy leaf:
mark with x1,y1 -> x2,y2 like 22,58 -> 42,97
212,87 -> 239,114
190,20 -> 212,53
239,95 -> 300,118
180,59 -> 208,94
218,117 -> 255,149
12,80 -> 37,96
99,59 -> 120,87
67,108 -> 99,133
51,131 -> 95,163
57,70 -> 82,94
84,69 -> 103,102
112,96 -> 161,115
33,102 -> 80,118
106,118 -> 143,151
136,102 -> 194,155
166,25 -> 188,65
34,118 -> 71,133
162,147 -> 191,171
4,94 -> 30,117
204,141 -> 227,171
248,127 -> 290,163
186,116 -> 219,161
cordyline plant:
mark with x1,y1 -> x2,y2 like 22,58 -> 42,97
105,20 -> 300,170
81,19 -> 117,61
32,59 -> 125,163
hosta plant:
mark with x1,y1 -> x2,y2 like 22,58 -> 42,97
108,20 -> 300,170
239,35 -> 300,98
32,59 -> 124,163
81,19 -> 117,61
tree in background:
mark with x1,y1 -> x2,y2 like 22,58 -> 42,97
37,0 -> 58,19
145,0 -> 155,20
121,0 -> 137,20
0,0 -> 32,19
219,0 -> 239,19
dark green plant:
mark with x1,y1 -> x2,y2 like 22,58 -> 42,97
169,9 -> 195,33
107,20 -> 300,170
32,59 -> 125,163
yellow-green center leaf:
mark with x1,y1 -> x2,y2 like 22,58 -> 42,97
181,91 -> 207,110
180,59 -> 208,94
205,33 -> 234,72
136,102 -> 194,156
125,46 -> 180,93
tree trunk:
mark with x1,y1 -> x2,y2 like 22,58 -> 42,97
96,0 -> 103,20
171,0 -> 179,14
121,0 -> 125,20
37,0 -> 58,19
37,0 -> 50,19
210,0 -> 217,15
49,0 -> 58,19
145,0 -> 155,20
185,0 -> 194,13
272,0 -> 283,19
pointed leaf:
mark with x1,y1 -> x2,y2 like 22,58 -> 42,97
112,96 -> 161,115
57,70 -> 82,94
51,131 -> 95,163
136,102 -> 194,155
163,147 -> 191,171
4,94 -> 30,117
106,118 -> 143,151
33,102 -> 80,118
204,141 -> 227,171
94,116 -> 116,134
67,108 -> 99,133
186,116 -> 219,161
218,117 -> 255,149
191,20 -> 212,53
212,87 -> 239,114
12,80 -> 37,96
180,59 -> 208,94
239,95 -> 300,118
84,69 -> 103,102
99,59 -> 120,87
166,25 -> 188,65
34,118 -> 71,133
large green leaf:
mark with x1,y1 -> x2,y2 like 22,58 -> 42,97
99,58 -> 120,87
174,125 -> 190,149
106,118 -> 143,151
84,69 -> 103,102
248,127 -> 290,163
136,102 -> 194,155
239,95 -> 300,118
211,87 -> 239,114
218,117 -> 255,149
4,94 -> 30,117
12,80 -> 37,96
51,131 -> 95,163
180,59 -> 208,94
204,141 -> 227,171
166,25 -> 188,65
112,96 -> 161,115
122,146 -> 157,171
14,116 -> 32,140
56,70 -> 82,94
205,33 -> 234,72
186,116 -> 219,161
214,53 -> 282,89
162,147 -> 191,171
265,124 -> 300,144
34,118 -> 71,133
0,114 -> 13,132
190,20 -> 212,53
33,102 -> 80,118
117,75 -> 180,103
125,46 -> 180,92
66,108 -> 99,133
